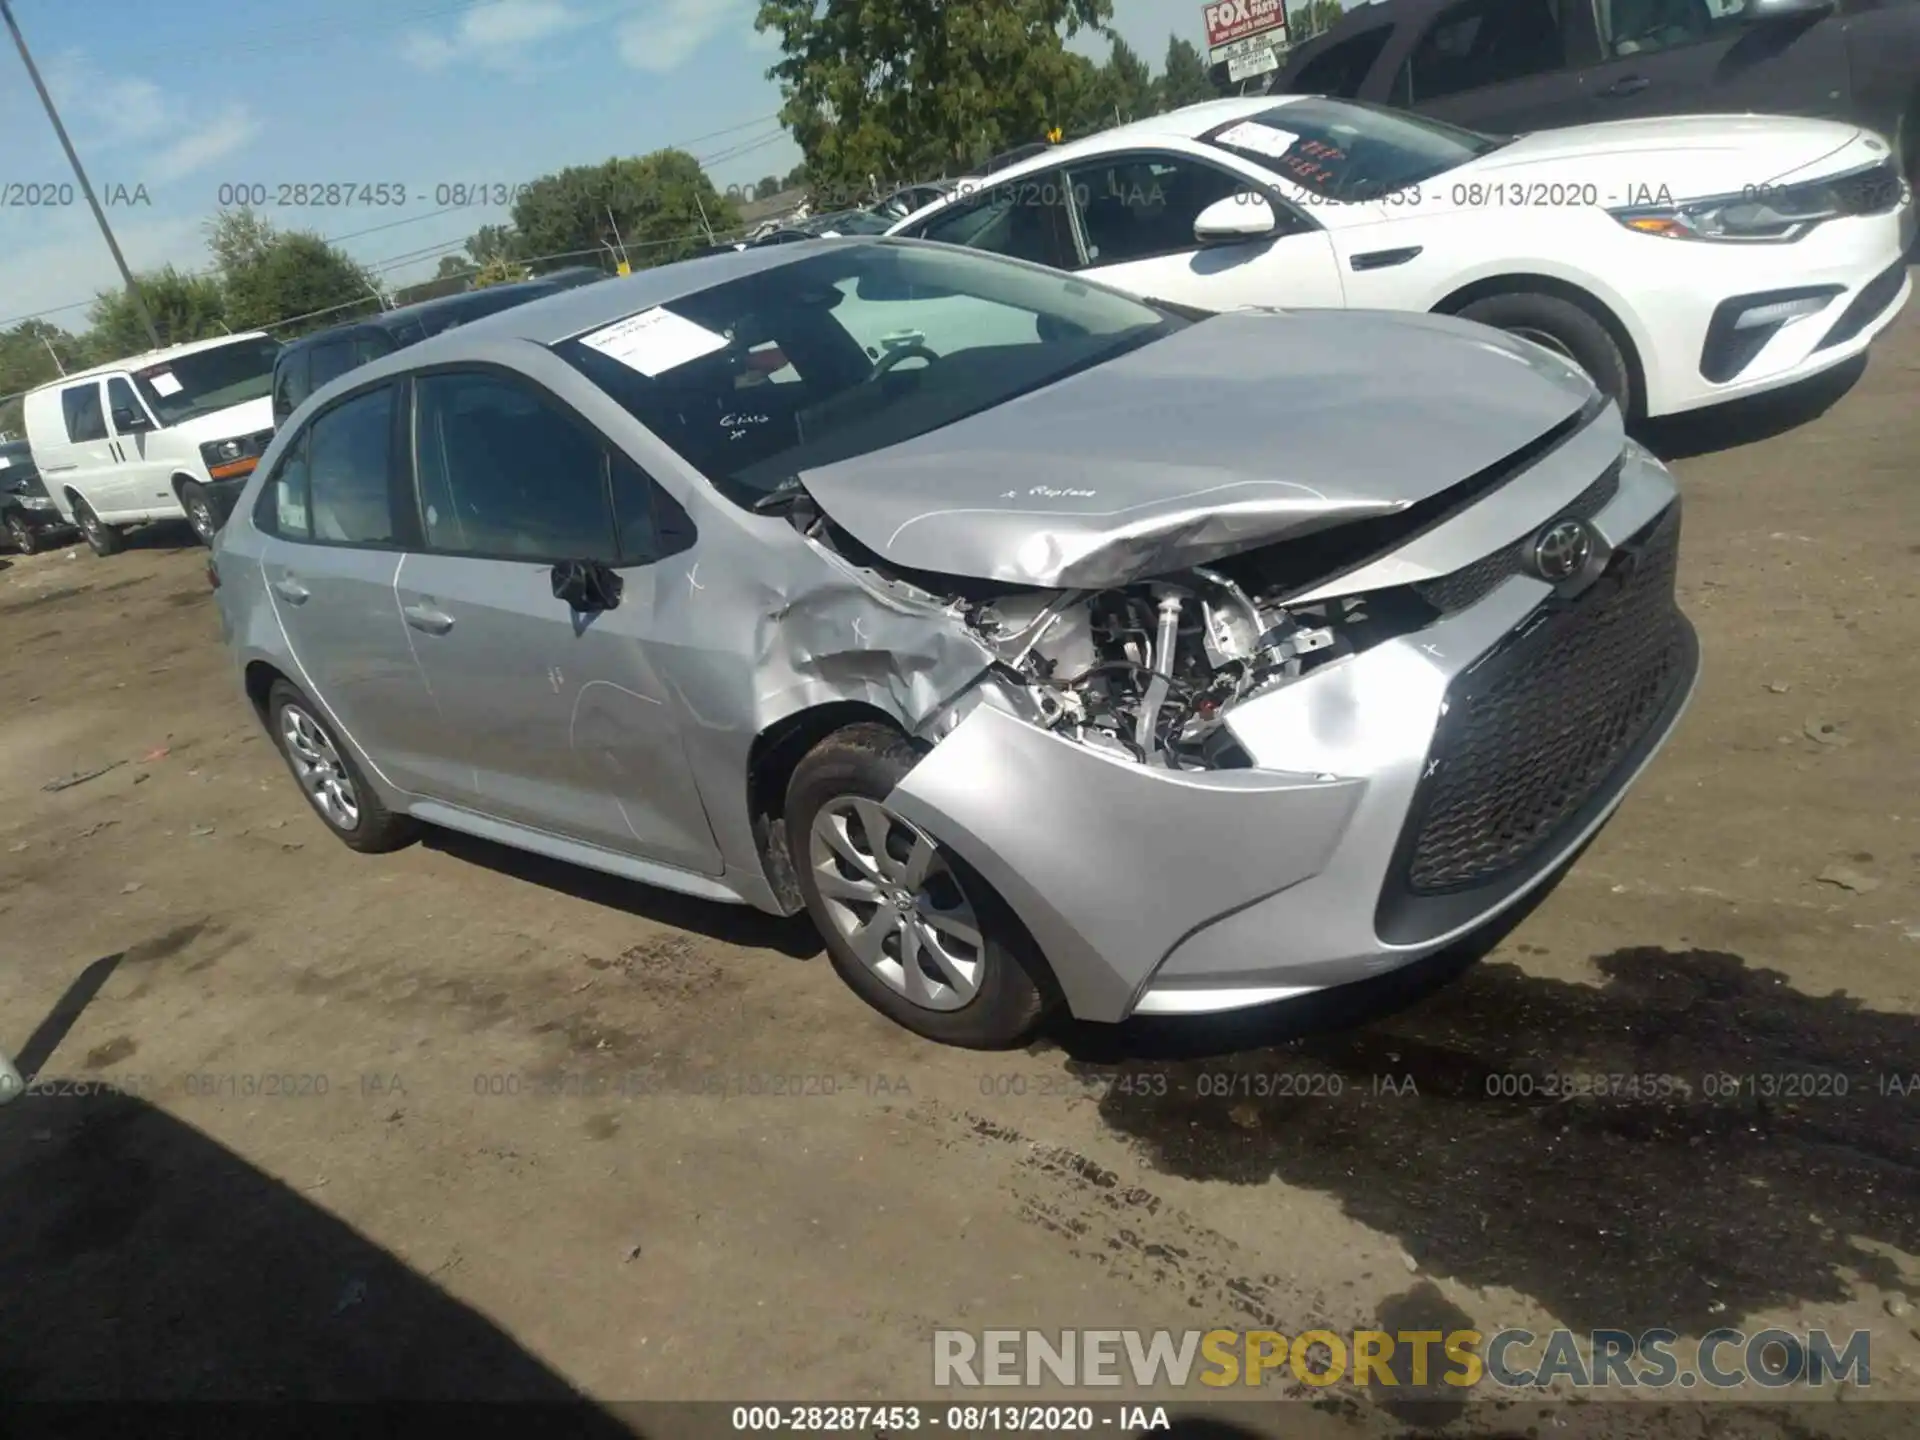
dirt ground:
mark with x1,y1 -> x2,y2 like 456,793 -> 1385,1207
1,308 -> 1916,1438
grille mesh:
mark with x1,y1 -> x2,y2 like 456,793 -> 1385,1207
1412,461 -> 1621,615
1405,504 -> 1685,893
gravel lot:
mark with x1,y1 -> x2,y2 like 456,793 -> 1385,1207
1,304 -> 1915,1437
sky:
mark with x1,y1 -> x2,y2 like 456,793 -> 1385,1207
0,0 -> 1235,334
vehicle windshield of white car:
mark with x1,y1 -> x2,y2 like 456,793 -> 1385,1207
550,242 -> 1184,512
133,336 -> 283,426
1204,99 -> 1509,203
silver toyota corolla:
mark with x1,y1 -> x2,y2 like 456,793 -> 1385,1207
212,238 -> 1699,1047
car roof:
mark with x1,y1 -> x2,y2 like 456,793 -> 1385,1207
402,238 -> 873,350
929,98 -> 1300,184
278,279 -> 565,355
31,331 -> 276,391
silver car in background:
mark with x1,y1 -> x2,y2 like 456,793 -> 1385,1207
211,238 -> 1699,1047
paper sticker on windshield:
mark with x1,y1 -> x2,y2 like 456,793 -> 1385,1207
147,371 -> 184,397
1214,121 -> 1299,158
579,308 -> 728,378
0,457 -> 10,470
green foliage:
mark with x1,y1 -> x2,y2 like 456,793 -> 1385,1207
472,255 -> 532,287
1297,0 -> 1345,39
466,223 -> 521,266
509,150 -> 742,273
433,255 -> 473,281
1157,35 -> 1217,109
85,266 -> 229,360
782,162 -> 808,189
754,0 -> 1113,192
0,319 -> 85,436
205,209 -> 384,336
754,174 -> 783,200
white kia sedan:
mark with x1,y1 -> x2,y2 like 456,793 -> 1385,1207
889,97 -> 1914,419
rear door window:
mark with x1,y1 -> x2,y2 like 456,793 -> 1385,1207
307,339 -> 360,392
61,382 -> 107,442
1288,27 -> 1395,97
1403,0 -> 1566,102
273,349 -> 310,420
907,175 -> 1082,268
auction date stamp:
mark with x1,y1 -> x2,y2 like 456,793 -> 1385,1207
19,1070 -> 402,1101
470,1069 -> 913,1100
214,181 -> 530,209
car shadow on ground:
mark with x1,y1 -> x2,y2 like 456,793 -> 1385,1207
0,954 -> 643,1431
1039,847 -> 1920,1341
1632,353 -> 1867,462
421,828 -> 824,960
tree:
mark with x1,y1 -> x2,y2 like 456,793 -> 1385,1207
209,213 -> 383,335
433,255 -> 472,281
1099,35 -> 1157,124
466,223 -> 521,266
86,267 -> 228,360
755,0 -> 1113,194
0,320 -> 85,436
781,162 -> 808,189
753,174 -> 783,199
1298,0 -> 1344,39
472,254 -> 531,287
509,150 -> 740,274
1157,35 -> 1217,110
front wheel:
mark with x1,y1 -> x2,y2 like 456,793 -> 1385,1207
180,481 -> 218,547
72,496 -> 123,557
1456,292 -> 1636,419
266,679 -> 419,854
786,723 -> 1055,1048
6,512 -> 37,555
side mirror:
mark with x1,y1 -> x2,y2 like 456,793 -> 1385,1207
1195,193 -> 1279,246
112,406 -> 153,432
551,557 -> 624,613
1744,0 -> 1834,19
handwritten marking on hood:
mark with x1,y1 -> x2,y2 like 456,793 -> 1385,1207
1002,486 -> 1098,500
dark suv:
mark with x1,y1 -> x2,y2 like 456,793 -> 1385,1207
270,276 -> 599,426
0,440 -> 76,554
1269,0 -> 1920,187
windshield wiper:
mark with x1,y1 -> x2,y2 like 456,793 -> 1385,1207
752,480 -> 805,515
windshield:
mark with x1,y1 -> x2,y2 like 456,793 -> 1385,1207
1206,99 -> 1506,202
553,240 -> 1180,511
133,336 -> 282,426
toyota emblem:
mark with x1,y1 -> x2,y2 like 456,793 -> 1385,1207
1531,518 -> 1595,582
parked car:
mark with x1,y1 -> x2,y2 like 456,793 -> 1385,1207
751,209 -> 897,246
1268,0 -> 1920,194
873,180 -> 962,224
886,95 -> 1912,418
24,332 -> 282,555
0,439 -> 76,554
271,279 -> 578,428
213,237 -> 1698,1046
529,266 -> 612,289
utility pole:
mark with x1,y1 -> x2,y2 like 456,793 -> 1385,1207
2,0 -> 160,350
42,334 -> 66,375
693,193 -> 716,245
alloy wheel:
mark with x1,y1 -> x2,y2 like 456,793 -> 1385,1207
185,492 -> 215,544
280,704 -> 361,830
808,796 -> 984,1011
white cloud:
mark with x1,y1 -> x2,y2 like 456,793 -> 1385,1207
617,0 -> 755,73
149,106 -> 263,185
36,51 -> 261,185
0,212 -> 214,330
401,0 -> 591,73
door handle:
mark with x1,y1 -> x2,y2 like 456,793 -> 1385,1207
271,577 -> 311,604
402,603 -> 455,635
1601,75 -> 1651,98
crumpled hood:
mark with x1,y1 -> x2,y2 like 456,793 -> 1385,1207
797,308 -> 1596,589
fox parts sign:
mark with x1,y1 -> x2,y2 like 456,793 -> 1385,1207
1203,0 -> 1288,58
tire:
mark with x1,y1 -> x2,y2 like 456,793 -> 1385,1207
5,512 -> 36,555
266,679 -> 419,854
785,722 -> 1054,1047
179,480 -> 217,547
71,495 -> 123,557
1456,291 -> 1636,419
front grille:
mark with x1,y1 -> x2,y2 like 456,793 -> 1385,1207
1829,159 -> 1904,217
1403,504 -> 1686,893
1817,260 -> 1908,351
1411,460 -> 1620,614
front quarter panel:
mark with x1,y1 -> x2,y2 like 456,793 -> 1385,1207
885,703 -> 1365,1023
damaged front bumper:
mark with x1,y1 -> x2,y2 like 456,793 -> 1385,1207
884,440 -> 1701,1024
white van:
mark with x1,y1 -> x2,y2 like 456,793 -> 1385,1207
23,332 -> 282,555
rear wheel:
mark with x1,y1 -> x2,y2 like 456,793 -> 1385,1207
180,481 -> 217,546
266,679 -> 418,853
786,722 -> 1054,1047
1457,291 -> 1636,419
71,496 -> 123,557
6,512 -> 36,555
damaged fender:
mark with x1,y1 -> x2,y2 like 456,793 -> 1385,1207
884,702 -> 1366,1022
